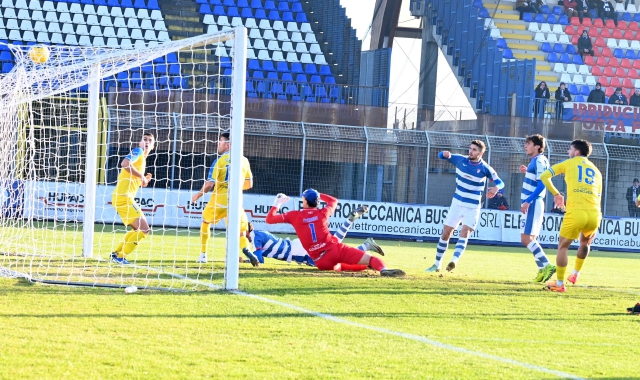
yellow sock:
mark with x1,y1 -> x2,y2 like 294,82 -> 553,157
239,235 -> 250,252
556,265 -> 567,282
574,258 -> 585,272
123,231 -> 147,257
114,230 -> 136,256
200,223 -> 210,253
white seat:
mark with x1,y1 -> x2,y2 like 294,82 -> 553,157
607,38 -> 618,48
97,6 -> 110,16
245,18 -> 258,28
117,28 -> 130,38
154,20 -> 167,31
551,24 -> 563,34
225,39 -> 234,47
6,18 -> 19,29
130,29 -> 143,39
273,21 -> 286,31
36,32 -> 50,43
89,25 -> 102,36
259,19 -> 272,29
253,39 -> 266,49
64,34 -> 78,44
120,38 -> 133,49
87,15 -> 100,26
42,1 -> 55,11
147,40 -> 159,47
263,29 -> 276,40
31,11 -> 45,21
203,14 -> 214,24
84,4 -> 96,15
246,49 -> 256,59
249,29 -> 262,38
578,64 -> 590,75
78,35 -> 92,46
231,17 -> 243,27
291,32 -> 304,43
34,21 -> 47,32
110,7 -> 123,17
19,20 -> 33,31
140,19 -> 153,29
257,50 -> 270,60
277,30 -> 290,41
143,29 -> 157,40
61,23 -> 75,34
573,74 -> 585,84
0,29 -> 7,39
534,32 -> 546,42
540,23 -> 552,33
300,23 -> 312,33
92,36 -> 106,46
272,51 -> 285,61
616,2 -> 625,11
558,34 -> 570,44
150,10 -> 162,20
635,79 -> 640,88
619,39 -> 630,49
0,19 -> 4,28
8,30 -> 22,40
106,37 -> 119,47
553,62 -> 565,72
123,8 -> 137,18
69,3 -> 82,13
45,11 -> 58,22
134,39 -> 146,49
1,0 -> 13,6
489,28 -> 501,38
528,22 -> 540,32
127,18 -> 140,29
309,44 -> 322,54
100,16 -> 113,27
546,33 -> 558,43
158,31 -> 169,41
304,33 -> 317,43
56,1 -> 69,12
285,52 -> 299,62
300,53 -> 313,63
217,16 -> 230,26
58,12 -> 72,23
267,40 -> 279,50
631,40 -> 640,50
137,9 -> 150,20
314,55 -> 327,65
72,13 -> 86,24
76,24 -> 89,35
566,63 -> 578,74
103,26 -> 116,38
114,17 -> 127,28
281,41 -> 295,52
13,0 -> 27,8
560,73 -> 572,83
207,24 -> 218,33
3,8 -> 17,18
585,75 -> 597,86
17,9 -> 31,19
50,32 -> 64,44
215,45 -> 228,57
22,31 -> 36,41
286,22 -> 299,32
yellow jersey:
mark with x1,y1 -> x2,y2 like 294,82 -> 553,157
206,151 -> 252,201
113,147 -> 146,198
540,156 -> 602,211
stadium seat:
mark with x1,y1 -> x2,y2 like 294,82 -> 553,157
553,62 -> 565,73
568,84 -> 579,94
629,69 -> 640,79
610,77 -> 622,88
523,12 -> 534,22
547,52 -> 559,63
547,14 -> 558,24
579,85 -> 591,96
624,78 -> 635,88
616,68 -> 627,78
560,53 -> 571,63
547,33 -> 559,43
574,95 -> 585,102
574,75 -> 586,84
566,45 -> 577,55
552,43 -> 563,53
566,63 -> 578,74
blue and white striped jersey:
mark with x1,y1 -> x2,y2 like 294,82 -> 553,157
251,230 -> 292,263
520,154 -> 549,203
441,153 -> 504,208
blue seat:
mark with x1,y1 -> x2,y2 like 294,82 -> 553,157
269,10 -> 281,20
199,4 -> 213,13
547,14 -> 557,24
547,52 -> 559,62
541,4 -> 550,13
329,86 -> 340,99
237,0 -> 249,6
80,0 -> 91,4
285,83 -> 298,95
223,0 -> 235,5
305,64 -> 318,74
478,7 -> 489,18
572,54 -> 583,65
305,96 -> 316,102
558,15 -> 569,25
325,76 -> 336,84
264,0 -> 276,10
250,0 -> 262,8
566,44 -> 577,55
319,65 -> 331,75
196,0 -> 207,4
255,80 -> 266,94
502,48 -> 514,59
534,13 -> 546,23
213,5 -> 225,15
552,5 -> 563,15
166,53 -> 178,63
540,42 -> 552,53
315,86 -> 327,98
210,0 -> 222,4
130,72 -> 142,84
309,75 -> 322,83
228,7 -> 240,17
252,70 -> 264,78
0,51 -> 12,61
271,82 -> 284,95
574,95 -> 585,102
568,84 -> 578,95
622,12 -> 632,21
223,68 -> 232,76
254,8 -> 267,18
120,0 -> 134,7
291,95 -> 301,101
496,38 -> 507,49
133,0 -> 146,8
278,1 -> 290,11
240,7 -> 253,17
247,92 -> 259,98
295,74 -> 307,82
220,57 -> 232,68
613,48 -> 625,58
291,2 -> 303,12
246,80 -> 256,93
553,43 -> 564,53
276,61 -> 289,72
296,12 -> 308,22
579,85 -> 591,96
560,53 -> 571,63
248,59 -> 261,71
281,72 -> 293,81
634,12 -> 640,22
301,85 -> 313,97
472,0 -> 483,7
291,62 -> 304,73
523,12 -> 534,22
626,50 -> 638,60
282,11 -> 294,21
94,0 -> 107,5
267,71 -> 279,80
107,0 -> 119,6
147,0 -> 160,9
263,61 -> 276,71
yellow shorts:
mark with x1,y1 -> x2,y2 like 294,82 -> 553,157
202,198 -> 248,232
560,209 -> 602,240
112,196 -> 143,226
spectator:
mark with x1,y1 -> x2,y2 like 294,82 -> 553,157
576,0 -> 593,23
488,190 -> 509,210
565,0 -> 579,17
555,82 -> 572,120
577,30 -> 594,59
626,178 -> 640,217
608,87 -> 628,105
597,0 -> 619,26
551,192 -> 566,214
516,0 -> 537,19
534,81 -> 550,117
587,82 -> 606,103
630,88 -> 640,107
532,0 -> 544,12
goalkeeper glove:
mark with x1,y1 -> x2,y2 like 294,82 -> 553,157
272,193 -> 290,209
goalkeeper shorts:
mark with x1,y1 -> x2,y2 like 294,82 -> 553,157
313,243 -> 366,271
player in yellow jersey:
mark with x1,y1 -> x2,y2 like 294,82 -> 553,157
110,132 -> 155,265
191,132 -> 256,265
540,139 -> 603,292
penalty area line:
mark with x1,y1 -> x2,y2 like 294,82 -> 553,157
233,290 -> 584,380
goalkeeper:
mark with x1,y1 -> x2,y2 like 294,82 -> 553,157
265,190 -> 405,277
248,205 -> 386,271
110,133 -> 155,265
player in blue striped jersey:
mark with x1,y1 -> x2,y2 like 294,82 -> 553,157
426,140 -> 504,273
519,134 -> 555,282
247,206 -> 384,269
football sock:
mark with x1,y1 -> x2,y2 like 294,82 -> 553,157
435,238 -> 449,266
123,230 -> 147,256
574,257 -> 585,273
357,242 -> 368,251
527,241 -> 549,269
556,265 -> 567,286
333,219 -> 353,242
239,235 -> 250,252
335,263 -> 368,272
369,256 -> 386,271
114,230 -> 136,256
451,237 -> 468,263
200,222 -> 210,253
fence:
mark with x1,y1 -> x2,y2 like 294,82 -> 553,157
97,109 -> 640,217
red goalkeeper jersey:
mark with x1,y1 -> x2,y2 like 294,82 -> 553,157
265,193 -> 338,259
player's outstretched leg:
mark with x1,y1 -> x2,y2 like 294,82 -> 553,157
357,238 -> 385,256
333,205 -> 369,242
447,235 -> 469,272
197,222 -> 210,263
334,263 -> 368,272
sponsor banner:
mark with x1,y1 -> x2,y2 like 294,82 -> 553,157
565,102 -> 640,134
21,181 -> 640,251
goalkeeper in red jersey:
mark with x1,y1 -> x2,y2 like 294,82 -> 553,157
265,189 -> 405,277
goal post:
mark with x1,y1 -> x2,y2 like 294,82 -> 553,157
0,27 -> 248,291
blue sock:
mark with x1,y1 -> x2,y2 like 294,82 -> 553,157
451,237 -> 468,263
435,238 -> 449,266
527,241 -> 549,269
333,219 -> 353,242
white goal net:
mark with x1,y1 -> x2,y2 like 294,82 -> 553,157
0,27 -> 248,291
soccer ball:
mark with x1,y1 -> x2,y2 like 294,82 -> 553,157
29,45 -> 50,64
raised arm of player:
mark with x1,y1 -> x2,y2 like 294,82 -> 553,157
319,193 -> 338,216
265,193 -> 291,224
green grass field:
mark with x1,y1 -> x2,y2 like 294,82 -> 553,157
2,233 -> 640,379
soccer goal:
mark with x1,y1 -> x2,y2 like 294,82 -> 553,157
0,27 -> 248,291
